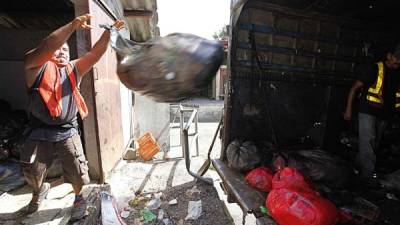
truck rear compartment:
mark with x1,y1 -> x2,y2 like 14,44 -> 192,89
215,1 -> 400,224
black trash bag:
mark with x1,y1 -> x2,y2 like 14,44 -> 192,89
226,140 -> 261,172
255,141 -> 275,166
272,150 -> 352,188
381,170 -> 400,191
108,27 -> 224,102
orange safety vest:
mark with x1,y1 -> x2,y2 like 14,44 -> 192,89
38,61 -> 88,119
366,62 -> 400,111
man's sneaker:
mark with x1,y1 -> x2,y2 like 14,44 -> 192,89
27,182 -> 50,214
70,195 -> 88,222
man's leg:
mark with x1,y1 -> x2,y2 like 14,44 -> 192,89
375,118 -> 388,150
55,133 -> 90,221
20,140 -> 53,213
357,113 -> 377,178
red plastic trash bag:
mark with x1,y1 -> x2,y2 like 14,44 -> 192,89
272,167 -> 313,192
266,188 -> 341,225
245,167 -> 274,192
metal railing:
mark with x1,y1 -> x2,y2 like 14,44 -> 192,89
169,103 -> 212,184
169,104 -> 199,156
182,109 -> 213,184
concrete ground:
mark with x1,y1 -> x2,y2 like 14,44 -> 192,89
107,121 -> 257,225
0,99 -> 258,225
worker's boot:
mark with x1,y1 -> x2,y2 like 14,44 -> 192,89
70,195 -> 88,222
27,182 -> 50,214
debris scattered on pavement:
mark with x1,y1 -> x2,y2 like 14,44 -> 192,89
141,208 -> 157,223
0,159 -> 26,192
120,210 -> 130,219
129,196 -> 149,208
147,193 -> 162,210
162,218 -> 173,225
100,191 -> 126,225
185,200 -> 202,220
260,206 -> 270,216
158,209 -> 165,220
168,199 -> 177,205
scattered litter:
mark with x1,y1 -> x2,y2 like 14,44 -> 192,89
185,186 -> 201,199
114,192 -> 133,212
162,218 -> 173,225
185,200 -> 202,220
0,159 -> 26,192
129,196 -> 149,208
141,208 -> 157,223
168,199 -> 178,205
147,197 -> 162,210
260,206 -> 270,216
386,193 -> 399,201
154,192 -> 163,199
120,210 -> 130,219
158,209 -> 165,220
100,191 -> 127,225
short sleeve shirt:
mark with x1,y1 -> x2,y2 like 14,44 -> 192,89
358,62 -> 400,119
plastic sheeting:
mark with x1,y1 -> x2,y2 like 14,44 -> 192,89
0,159 -> 26,192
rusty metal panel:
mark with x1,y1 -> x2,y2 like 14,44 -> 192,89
89,0 -> 125,180
75,0 -> 125,182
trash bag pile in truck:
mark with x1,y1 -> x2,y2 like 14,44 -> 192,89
211,0 -> 400,225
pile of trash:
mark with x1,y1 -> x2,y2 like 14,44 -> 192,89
226,139 -> 392,225
0,99 -> 28,193
107,186 -> 203,225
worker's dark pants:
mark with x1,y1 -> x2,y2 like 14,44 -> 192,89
20,133 -> 90,195
357,113 -> 387,178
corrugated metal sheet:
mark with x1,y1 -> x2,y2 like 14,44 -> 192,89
0,0 -> 73,29
0,0 -> 159,41
120,0 -> 159,41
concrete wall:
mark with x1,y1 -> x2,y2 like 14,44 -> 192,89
133,95 -> 170,151
120,83 -> 133,148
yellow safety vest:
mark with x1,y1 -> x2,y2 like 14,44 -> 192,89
366,62 -> 400,111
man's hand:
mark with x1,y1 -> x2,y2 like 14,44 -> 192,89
73,14 -> 93,30
112,20 -> 125,30
343,108 -> 352,121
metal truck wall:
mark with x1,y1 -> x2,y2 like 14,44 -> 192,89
225,0 -> 399,151
75,0 -> 124,182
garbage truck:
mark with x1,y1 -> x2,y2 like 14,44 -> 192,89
211,0 -> 400,224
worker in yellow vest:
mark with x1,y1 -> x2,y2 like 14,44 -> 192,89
344,45 -> 400,184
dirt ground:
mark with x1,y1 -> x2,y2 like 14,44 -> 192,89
124,181 -> 233,225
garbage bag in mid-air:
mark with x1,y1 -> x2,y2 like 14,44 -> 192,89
109,27 -> 224,102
